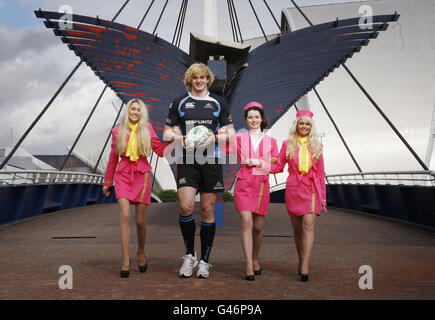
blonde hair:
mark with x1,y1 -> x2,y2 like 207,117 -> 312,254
184,63 -> 214,91
116,99 -> 152,157
286,115 -> 323,160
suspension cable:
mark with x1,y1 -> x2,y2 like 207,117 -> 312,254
137,0 -> 155,29
176,0 -> 188,47
172,0 -> 185,44
263,0 -> 283,33
248,0 -> 268,41
290,0 -> 313,26
152,0 -> 169,35
93,102 -> 124,173
111,0 -> 130,22
227,0 -> 237,42
230,0 -> 243,43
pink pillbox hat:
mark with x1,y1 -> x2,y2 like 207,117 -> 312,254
296,109 -> 313,118
243,101 -> 264,110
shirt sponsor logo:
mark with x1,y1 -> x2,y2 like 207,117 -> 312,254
185,102 -> 195,109
165,118 -> 172,125
185,120 -> 213,125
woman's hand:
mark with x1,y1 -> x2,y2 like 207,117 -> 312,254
102,186 -> 110,197
321,200 -> 327,211
245,158 -> 259,167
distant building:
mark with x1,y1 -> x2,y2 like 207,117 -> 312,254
0,147 -> 55,171
33,154 -> 93,173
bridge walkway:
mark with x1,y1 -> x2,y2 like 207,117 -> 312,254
0,203 -> 434,300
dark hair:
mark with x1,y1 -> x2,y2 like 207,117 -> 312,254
244,106 -> 268,131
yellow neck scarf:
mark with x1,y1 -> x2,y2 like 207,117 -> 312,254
298,136 -> 311,175
126,123 -> 139,162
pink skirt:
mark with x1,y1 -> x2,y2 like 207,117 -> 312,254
114,170 -> 151,205
234,176 -> 270,216
285,187 -> 320,217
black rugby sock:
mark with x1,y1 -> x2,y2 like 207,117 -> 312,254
179,214 -> 195,256
200,221 -> 216,263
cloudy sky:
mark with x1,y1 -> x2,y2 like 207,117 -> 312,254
0,0 -> 370,157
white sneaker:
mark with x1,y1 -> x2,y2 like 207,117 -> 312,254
179,253 -> 198,278
196,260 -> 212,278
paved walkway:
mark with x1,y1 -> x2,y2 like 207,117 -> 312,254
0,202 -> 434,300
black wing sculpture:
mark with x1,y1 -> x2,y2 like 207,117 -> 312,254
35,10 -> 399,189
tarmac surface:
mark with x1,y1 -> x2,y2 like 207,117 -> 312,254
0,202 -> 434,300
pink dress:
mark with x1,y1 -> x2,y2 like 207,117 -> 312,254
271,140 -> 326,216
225,132 -> 278,216
104,123 -> 169,205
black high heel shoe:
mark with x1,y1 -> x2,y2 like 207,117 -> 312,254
120,269 -> 130,278
120,259 -> 131,278
254,267 -> 262,276
300,273 -> 310,282
245,274 -> 255,281
138,252 -> 147,273
139,264 -> 148,273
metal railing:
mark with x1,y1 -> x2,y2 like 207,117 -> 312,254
0,170 -> 104,186
325,170 -> 435,186
269,170 -> 435,193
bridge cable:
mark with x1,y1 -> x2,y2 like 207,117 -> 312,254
229,0 -> 243,43
263,0 -> 283,33
0,0 -> 131,171
248,0 -> 268,42
172,0 -> 186,44
138,0 -> 156,30
175,0 -> 188,48
227,0 -> 237,42
93,102 -> 125,173
60,85 -> 108,171
313,88 -> 363,173
152,0 -> 169,36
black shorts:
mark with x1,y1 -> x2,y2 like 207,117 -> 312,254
176,163 -> 224,193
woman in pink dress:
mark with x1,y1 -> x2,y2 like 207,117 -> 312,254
223,101 -> 279,280
102,98 -> 171,278
271,109 -> 326,282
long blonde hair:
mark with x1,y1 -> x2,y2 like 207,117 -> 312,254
286,115 -> 323,160
116,99 -> 152,157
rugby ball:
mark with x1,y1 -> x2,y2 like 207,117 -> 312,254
185,125 -> 210,149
